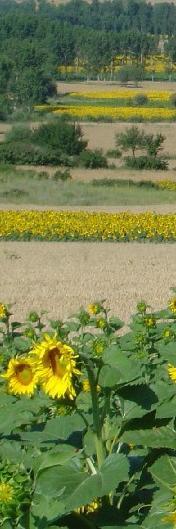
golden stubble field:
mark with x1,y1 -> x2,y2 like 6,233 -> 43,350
1,241 -> 176,325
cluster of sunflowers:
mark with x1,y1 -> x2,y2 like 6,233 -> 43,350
53,105 -> 176,121
2,334 -> 80,399
70,89 -> 172,101
1,210 -> 176,241
157,179 -> 176,191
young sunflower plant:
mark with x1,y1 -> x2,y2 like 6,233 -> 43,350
0,296 -> 176,528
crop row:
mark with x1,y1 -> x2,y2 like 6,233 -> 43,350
70,89 -> 172,101
1,210 -> 176,241
53,105 -> 176,121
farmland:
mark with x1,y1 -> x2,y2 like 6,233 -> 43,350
1,1 -> 176,528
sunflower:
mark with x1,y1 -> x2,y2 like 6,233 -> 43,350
87,304 -> 101,315
31,334 -> 80,399
168,297 -> 176,314
1,357 -> 38,396
82,378 -> 100,393
0,482 -> 14,504
162,511 -> 176,525
168,364 -> 176,383
0,303 -> 8,319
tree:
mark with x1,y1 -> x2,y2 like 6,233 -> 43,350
116,126 -> 145,158
33,118 -> 87,155
144,133 -> 165,158
15,68 -> 56,109
118,64 -> 144,86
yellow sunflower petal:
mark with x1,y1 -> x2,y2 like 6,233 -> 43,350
168,364 -> 176,383
1,356 -> 38,396
30,334 -> 81,399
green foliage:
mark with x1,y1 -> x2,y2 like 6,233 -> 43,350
53,169 -> 71,181
2,119 -> 87,166
79,149 -> 108,169
0,298 -> 176,527
117,126 -> 168,170
132,93 -> 149,106
118,65 -> 144,86
125,155 -> 168,170
116,126 -> 145,158
33,119 -> 87,156
0,142 -> 62,166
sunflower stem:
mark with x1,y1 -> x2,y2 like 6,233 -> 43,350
86,364 -> 105,469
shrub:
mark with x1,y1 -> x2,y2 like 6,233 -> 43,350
170,92 -> 176,107
5,125 -> 33,143
0,142 -> 62,165
53,168 -> 71,181
33,118 -> 87,156
125,155 -> 168,170
106,148 -> 122,158
79,149 -> 108,168
132,93 -> 148,106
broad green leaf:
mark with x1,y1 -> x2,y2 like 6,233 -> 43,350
102,346 -> 141,385
118,385 -> 158,420
150,455 -> 176,489
156,395 -> 176,418
37,445 -> 77,473
33,454 -> 129,520
121,425 -> 176,448
44,413 -> 85,440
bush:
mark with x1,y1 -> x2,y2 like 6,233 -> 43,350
53,168 -> 71,181
170,93 -> 176,107
79,149 -> 108,168
33,118 -> 87,156
0,142 -> 62,165
106,148 -> 122,158
132,93 -> 148,106
5,125 -> 33,143
125,155 -> 168,170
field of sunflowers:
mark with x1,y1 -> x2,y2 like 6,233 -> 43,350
35,85 -> 176,122
1,210 -> 176,241
1,298 -> 176,528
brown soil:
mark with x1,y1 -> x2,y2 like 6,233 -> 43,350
1,241 -> 176,324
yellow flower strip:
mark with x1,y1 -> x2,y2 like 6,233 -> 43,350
53,106 -> 176,121
70,90 -> 171,102
157,180 -> 176,191
0,210 -> 176,241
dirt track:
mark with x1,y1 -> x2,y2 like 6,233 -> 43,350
1,241 -> 176,324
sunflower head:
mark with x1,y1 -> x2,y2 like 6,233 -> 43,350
162,511 -> 176,525
0,303 -> 8,320
0,482 -> 14,504
76,500 -> 101,515
96,318 -> 107,330
31,334 -> 81,400
168,297 -> 176,314
1,356 -> 38,396
82,379 -> 100,393
88,303 -> 101,315
144,316 -> 156,328
168,364 -> 176,383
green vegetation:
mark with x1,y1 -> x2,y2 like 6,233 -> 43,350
116,126 -> 168,170
1,299 -> 176,527
0,166 -> 176,206
1,0 -> 176,120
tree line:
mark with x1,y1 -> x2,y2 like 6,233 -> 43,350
1,0 -> 176,112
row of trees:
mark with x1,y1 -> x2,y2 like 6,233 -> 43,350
1,0 -> 176,113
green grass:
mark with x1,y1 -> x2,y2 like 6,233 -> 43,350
0,166 -> 176,206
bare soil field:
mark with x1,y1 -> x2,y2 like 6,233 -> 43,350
1,203 -> 176,212
1,241 -> 176,324
58,80 -> 176,94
